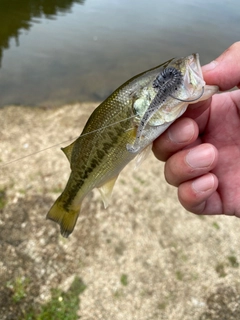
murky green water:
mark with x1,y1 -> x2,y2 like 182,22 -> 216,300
0,0 -> 239,107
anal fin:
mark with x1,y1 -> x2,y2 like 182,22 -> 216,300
98,175 -> 119,208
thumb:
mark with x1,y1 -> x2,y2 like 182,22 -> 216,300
202,42 -> 240,91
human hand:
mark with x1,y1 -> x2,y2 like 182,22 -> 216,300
152,42 -> 240,217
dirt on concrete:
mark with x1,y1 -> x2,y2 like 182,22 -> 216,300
1,104 -> 240,320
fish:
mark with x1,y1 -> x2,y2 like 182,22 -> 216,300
47,53 -> 218,237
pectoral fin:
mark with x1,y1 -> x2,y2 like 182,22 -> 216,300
98,175 -> 119,208
134,143 -> 152,169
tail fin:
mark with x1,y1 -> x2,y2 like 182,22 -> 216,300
46,198 -> 80,238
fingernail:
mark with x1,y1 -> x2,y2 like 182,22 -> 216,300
168,120 -> 194,143
192,174 -> 215,193
186,145 -> 215,169
202,60 -> 218,72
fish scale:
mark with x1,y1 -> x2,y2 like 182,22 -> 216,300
47,54 -> 218,237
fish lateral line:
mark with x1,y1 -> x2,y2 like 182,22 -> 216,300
0,114 -> 136,167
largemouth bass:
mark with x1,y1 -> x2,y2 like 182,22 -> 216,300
47,54 -> 218,237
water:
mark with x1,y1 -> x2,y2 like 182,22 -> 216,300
0,0 -> 239,107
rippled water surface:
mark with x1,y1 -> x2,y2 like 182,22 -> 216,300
0,0 -> 239,107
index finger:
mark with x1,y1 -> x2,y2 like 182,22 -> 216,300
152,117 -> 199,162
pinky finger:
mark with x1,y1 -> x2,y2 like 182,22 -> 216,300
178,173 -> 222,215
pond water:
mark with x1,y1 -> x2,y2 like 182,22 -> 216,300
0,0 -> 239,107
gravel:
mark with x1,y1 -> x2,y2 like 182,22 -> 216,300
1,104 -> 240,319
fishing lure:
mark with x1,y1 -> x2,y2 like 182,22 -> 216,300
127,67 -> 183,153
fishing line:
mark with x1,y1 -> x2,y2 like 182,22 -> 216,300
0,114 -> 136,168
2,75 -> 205,166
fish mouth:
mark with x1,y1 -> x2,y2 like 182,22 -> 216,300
188,53 -> 204,81
182,53 -> 206,92
165,53 -> 205,100
167,53 -> 204,83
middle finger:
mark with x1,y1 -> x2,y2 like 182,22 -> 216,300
164,143 -> 218,187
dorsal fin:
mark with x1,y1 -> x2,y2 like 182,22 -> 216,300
61,141 -> 75,163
